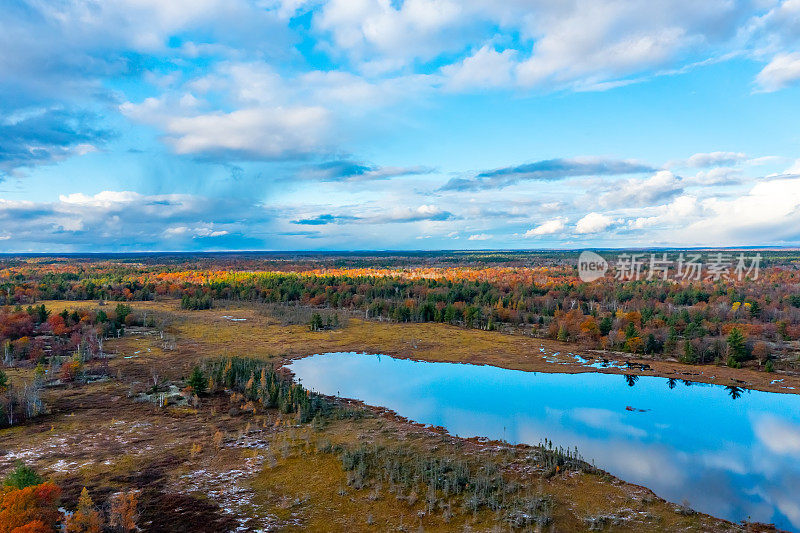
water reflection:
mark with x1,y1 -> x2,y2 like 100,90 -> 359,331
726,386 -> 745,400
289,352 -> 800,531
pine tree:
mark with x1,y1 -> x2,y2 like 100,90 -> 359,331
682,341 -> 698,364
599,316 -> 613,336
3,462 -> 42,489
309,313 -> 323,331
727,327 -> 748,364
187,367 -> 207,396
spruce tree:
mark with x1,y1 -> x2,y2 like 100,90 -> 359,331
682,340 -> 697,364
599,316 -> 613,336
187,367 -> 207,396
727,327 -> 748,364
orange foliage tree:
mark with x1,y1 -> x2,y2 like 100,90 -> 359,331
0,482 -> 61,533
108,491 -> 138,532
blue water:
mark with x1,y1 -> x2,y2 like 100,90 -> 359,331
289,352 -> 800,531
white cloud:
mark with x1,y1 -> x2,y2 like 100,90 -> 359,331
685,167 -> 743,186
598,170 -> 682,208
674,176 -> 800,245
307,0 -> 758,91
164,224 -> 230,238
525,217 -> 566,237
675,151 -> 748,168
122,98 -> 330,160
509,0 -> 744,90
756,52 -> 800,92
315,0 -> 463,71
375,204 -> 453,223
442,45 -> 517,91
59,191 -> 143,207
468,233 -> 492,240
575,212 -> 615,234
628,195 -> 699,229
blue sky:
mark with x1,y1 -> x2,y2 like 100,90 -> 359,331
2,0 -> 800,251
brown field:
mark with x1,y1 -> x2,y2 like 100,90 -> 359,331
43,299 -> 800,395
0,298 -> 786,531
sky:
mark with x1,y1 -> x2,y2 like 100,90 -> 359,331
2,0 -> 800,252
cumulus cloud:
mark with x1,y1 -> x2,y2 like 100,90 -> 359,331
597,171 -> 683,208
468,233 -> 492,241
122,98 -> 331,160
673,176 -> 800,245
525,218 -> 567,237
309,0 -> 761,91
628,195 -> 699,229
756,52 -> 800,92
371,204 -> 455,224
163,224 -> 230,238
575,212 -> 615,234
442,45 -> 517,91
685,167 -> 743,186
314,0 -> 464,72
441,157 -> 653,191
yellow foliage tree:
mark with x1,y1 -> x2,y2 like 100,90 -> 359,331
65,487 -> 102,533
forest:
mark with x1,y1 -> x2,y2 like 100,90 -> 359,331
1,252 -> 798,372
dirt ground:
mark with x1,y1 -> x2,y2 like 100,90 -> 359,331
0,299 -> 786,531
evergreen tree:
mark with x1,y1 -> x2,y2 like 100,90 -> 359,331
727,327 -> 748,364
3,462 -> 42,489
682,341 -> 698,364
309,313 -> 323,331
38,304 -> 49,324
599,316 -> 613,336
187,367 -> 207,396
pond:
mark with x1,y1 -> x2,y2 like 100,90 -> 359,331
288,352 -> 800,531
